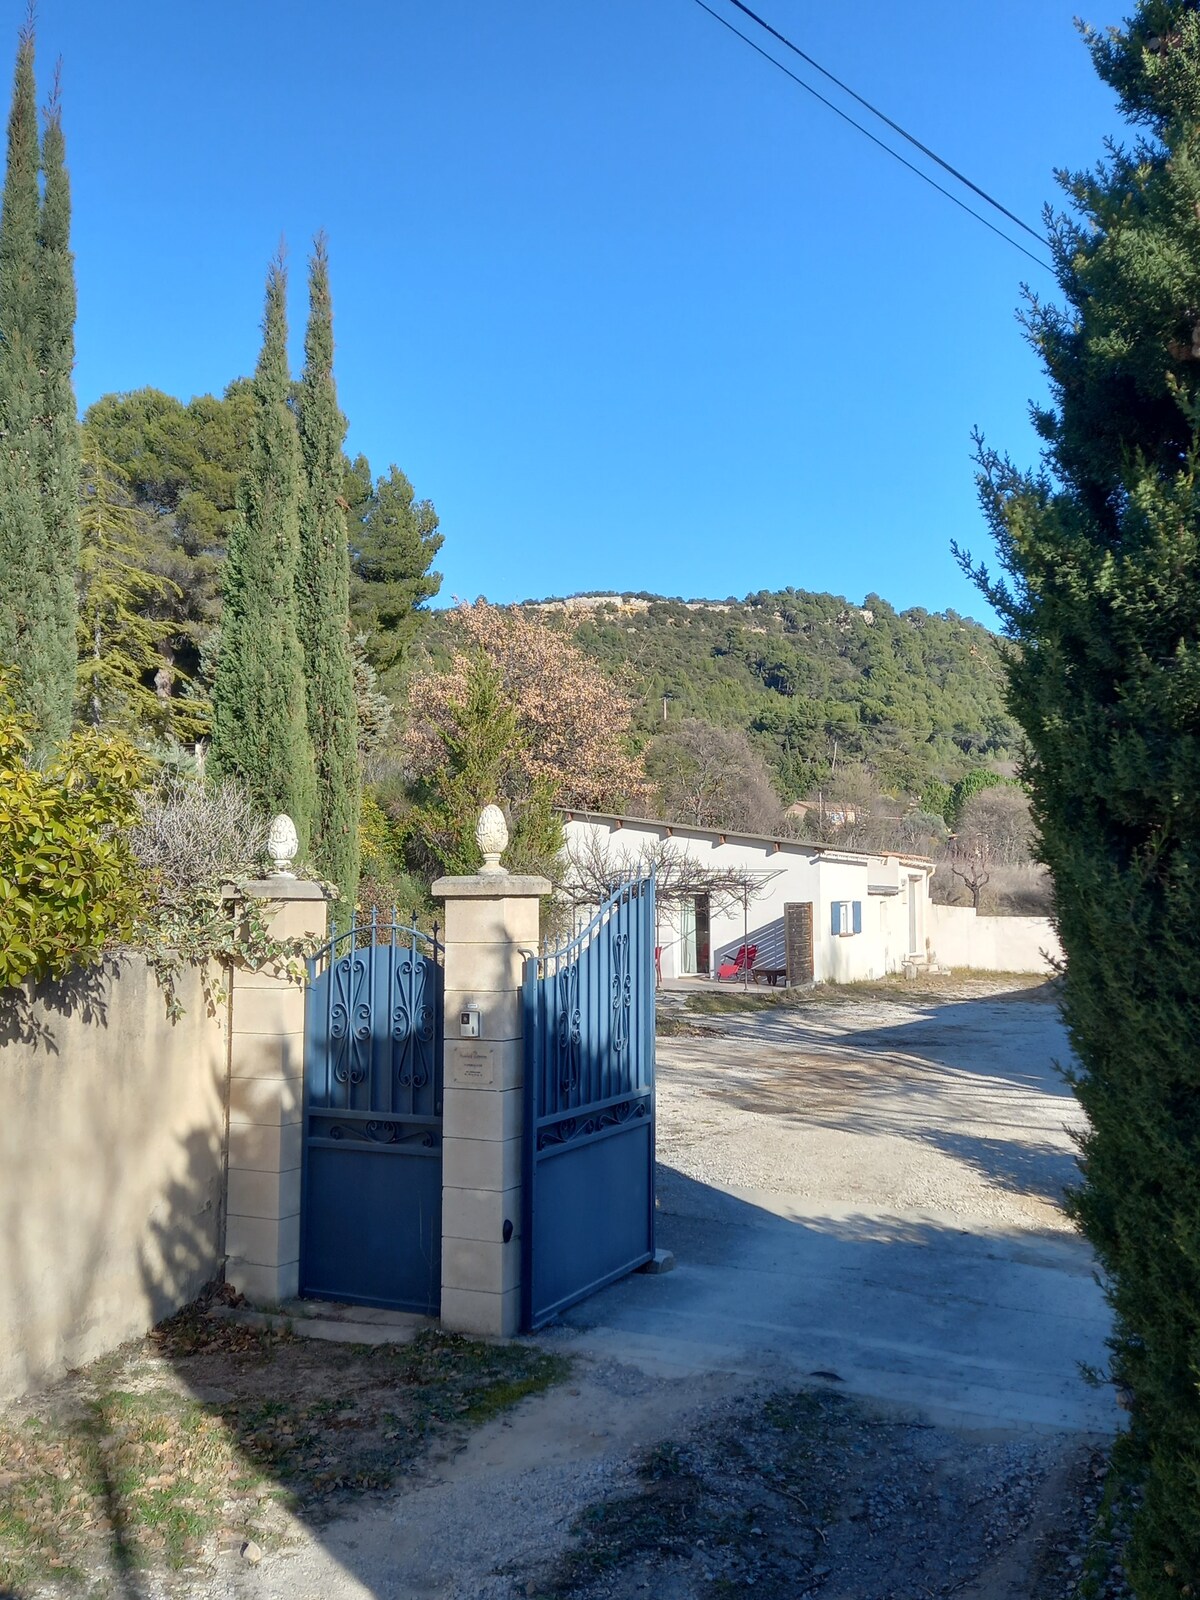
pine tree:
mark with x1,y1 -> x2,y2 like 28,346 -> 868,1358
35,73 -> 80,749
964,9 -> 1200,1591
297,235 -> 360,913
349,462 -> 443,676
0,26 -> 59,748
209,259 -> 316,851
76,444 -> 191,735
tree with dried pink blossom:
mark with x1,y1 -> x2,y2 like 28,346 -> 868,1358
404,601 -> 645,815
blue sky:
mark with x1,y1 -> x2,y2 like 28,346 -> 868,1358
37,1 -> 1121,622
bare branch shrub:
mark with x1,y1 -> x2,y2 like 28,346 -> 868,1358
957,784 -> 1035,865
645,719 -> 782,834
560,831 -> 779,925
948,831 -> 991,911
130,777 -> 269,892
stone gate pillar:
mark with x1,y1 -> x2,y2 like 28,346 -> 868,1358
224,853 -> 328,1306
434,809 -> 550,1337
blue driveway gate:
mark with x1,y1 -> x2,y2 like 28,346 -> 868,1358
301,913 -> 443,1313
522,877 -> 657,1331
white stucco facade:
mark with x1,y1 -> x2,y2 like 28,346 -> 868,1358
561,811 -> 934,986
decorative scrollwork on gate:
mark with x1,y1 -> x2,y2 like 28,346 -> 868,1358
393,951 -> 435,1089
611,932 -> 631,1052
323,1118 -> 438,1149
556,962 -> 581,1093
537,1094 -> 649,1152
330,954 -> 371,1084
392,956 -> 415,1044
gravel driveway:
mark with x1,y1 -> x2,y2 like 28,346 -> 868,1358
227,978 -> 1118,1600
554,978 -> 1112,1433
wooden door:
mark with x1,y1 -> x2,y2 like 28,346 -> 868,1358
785,902 -> 814,986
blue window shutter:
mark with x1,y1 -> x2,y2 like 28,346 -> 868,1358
852,901 -> 862,935
831,904 -> 840,935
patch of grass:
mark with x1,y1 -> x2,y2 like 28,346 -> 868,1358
677,970 -> 1057,1016
0,1382 -> 251,1590
531,1437 -> 733,1598
0,1311 -> 569,1596
681,988 -> 798,1016
1070,1440 -> 1136,1600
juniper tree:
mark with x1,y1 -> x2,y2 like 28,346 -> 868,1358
0,27 -> 66,749
297,236 -> 360,914
209,260 -> 316,851
36,77 -> 81,748
963,9 -> 1200,1591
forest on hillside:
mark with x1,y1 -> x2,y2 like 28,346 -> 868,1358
79,384 -> 1018,816
410,593 -> 1044,912
499,591 -> 1020,801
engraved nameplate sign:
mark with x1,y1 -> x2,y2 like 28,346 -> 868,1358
448,1042 -> 496,1087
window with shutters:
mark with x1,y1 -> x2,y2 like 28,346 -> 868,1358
831,901 -> 863,936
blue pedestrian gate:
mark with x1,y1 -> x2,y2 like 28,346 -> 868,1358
301,913 -> 444,1313
522,876 -> 657,1331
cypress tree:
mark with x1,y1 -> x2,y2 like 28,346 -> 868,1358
209,259 -> 316,852
965,8 -> 1200,1591
297,235 -> 360,913
36,75 -> 81,748
0,26 -> 61,748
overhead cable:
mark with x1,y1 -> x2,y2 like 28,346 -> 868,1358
691,0 -> 1054,273
724,0 -> 1048,246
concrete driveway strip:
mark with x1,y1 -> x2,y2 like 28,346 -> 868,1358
555,989 -> 1115,1434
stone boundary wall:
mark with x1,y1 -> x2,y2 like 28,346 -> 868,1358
928,904 -> 1063,974
0,955 -> 228,1402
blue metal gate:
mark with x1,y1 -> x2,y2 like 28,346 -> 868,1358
522,877 -> 656,1331
301,912 -> 443,1313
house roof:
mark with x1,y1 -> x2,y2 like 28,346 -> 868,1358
560,808 -> 933,870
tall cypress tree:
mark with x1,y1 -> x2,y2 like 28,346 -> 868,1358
297,235 -> 360,913
0,25 -> 62,748
36,74 -> 81,748
209,259 -> 316,851
966,8 -> 1200,1591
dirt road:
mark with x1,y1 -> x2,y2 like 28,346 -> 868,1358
235,978 -> 1117,1600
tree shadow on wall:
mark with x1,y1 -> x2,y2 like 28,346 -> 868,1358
0,959 -> 226,1600
0,958 -> 113,1050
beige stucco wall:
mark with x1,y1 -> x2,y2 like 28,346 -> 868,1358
0,954 -> 228,1402
927,904 -> 1063,974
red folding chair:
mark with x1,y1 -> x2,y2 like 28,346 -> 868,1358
717,943 -> 758,980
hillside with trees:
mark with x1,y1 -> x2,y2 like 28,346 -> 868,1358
405,591 -> 1044,913
523,590 -> 1019,802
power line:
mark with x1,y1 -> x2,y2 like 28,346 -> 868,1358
725,0 -> 1047,246
690,0 -> 1054,273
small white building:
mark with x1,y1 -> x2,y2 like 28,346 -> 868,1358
561,810 -> 934,986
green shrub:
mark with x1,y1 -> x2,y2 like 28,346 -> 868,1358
0,687 -> 147,986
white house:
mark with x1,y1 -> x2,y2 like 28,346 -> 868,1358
560,810 -> 934,986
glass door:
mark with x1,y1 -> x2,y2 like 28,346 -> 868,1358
679,898 -> 697,974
